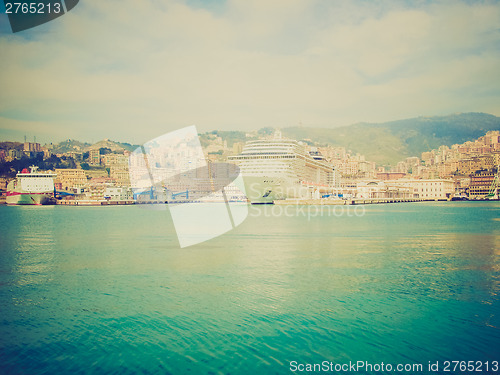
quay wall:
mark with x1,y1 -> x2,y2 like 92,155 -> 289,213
274,198 -> 443,205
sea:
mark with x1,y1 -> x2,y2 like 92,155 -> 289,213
0,201 -> 499,374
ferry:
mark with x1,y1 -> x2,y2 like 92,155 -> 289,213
6,166 -> 57,205
228,131 -> 338,203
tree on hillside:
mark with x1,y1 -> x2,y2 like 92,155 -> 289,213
57,156 -> 76,169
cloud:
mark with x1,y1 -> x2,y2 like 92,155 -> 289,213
0,0 -> 499,143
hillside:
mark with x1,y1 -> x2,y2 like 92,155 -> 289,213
199,130 -> 258,148
0,141 -> 23,151
46,139 -> 138,154
11,112 -> 498,166
46,139 -> 90,154
84,139 -> 137,153
281,113 -> 500,165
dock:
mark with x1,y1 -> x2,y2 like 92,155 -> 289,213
274,198 -> 441,205
56,200 -> 135,206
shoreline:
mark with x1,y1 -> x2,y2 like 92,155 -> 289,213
1,197 -> 498,206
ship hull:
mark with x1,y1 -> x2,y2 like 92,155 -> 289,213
242,175 -> 312,204
6,192 -> 54,205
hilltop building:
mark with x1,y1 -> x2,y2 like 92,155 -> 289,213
89,149 -> 101,165
23,142 -> 41,153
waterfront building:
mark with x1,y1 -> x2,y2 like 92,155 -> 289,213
340,178 -> 357,198
54,169 -> 88,190
356,180 -> 413,199
469,169 -> 496,199
396,179 -> 455,200
83,177 -> 116,200
358,179 -> 455,200
356,181 -> 382,198
104,187 -> 133,201
86,184 -> 107,200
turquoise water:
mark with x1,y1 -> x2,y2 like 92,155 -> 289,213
0,202 -> 499,374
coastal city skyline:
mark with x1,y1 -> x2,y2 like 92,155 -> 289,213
1,0 -> 500,144
2,120 -> 499,169
1,124 -> 499,203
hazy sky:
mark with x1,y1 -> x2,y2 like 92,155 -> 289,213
1,0 -> 499,144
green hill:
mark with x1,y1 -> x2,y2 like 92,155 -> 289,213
281,113 -> 500,165
47,139 -> 138,154
84,139 -> 138,153
46,139 -> 90,154
0,141 -> 23,151
24,112 -> 500,166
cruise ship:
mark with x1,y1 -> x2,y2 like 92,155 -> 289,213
228,132 -> 337,203
6,166 -> 57,205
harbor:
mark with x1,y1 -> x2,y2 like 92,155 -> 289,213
2,130 -> 499,207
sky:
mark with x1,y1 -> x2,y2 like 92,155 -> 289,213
0,0 -> 499,145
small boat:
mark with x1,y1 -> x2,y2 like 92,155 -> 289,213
450,193 -> 469,201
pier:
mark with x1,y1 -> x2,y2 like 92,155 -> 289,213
274,197 -> 440,205
56,200 -> 135,206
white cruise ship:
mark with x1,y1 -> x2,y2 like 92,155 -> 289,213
228,132 -> 337,203
6,166 -> 57,205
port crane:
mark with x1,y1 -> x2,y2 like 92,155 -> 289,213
171,190 -> 189,200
